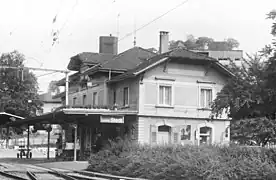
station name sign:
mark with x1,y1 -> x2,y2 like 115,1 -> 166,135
100,115 -> 124,123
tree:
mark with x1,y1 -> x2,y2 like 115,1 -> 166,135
0,51 -> 43,118
211,10 -> 276,146
225,38 -> 240,50
48,80 -> 60,95
169,35 -> 239,51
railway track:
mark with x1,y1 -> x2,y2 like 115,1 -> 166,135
0,163 -> 146,180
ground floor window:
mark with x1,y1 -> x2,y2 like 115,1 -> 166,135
199,126 -> 212,145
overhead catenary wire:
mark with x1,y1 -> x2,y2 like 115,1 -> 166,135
87,0 -> 190,72
37,71 -> 58,78
117,0 -> 190,43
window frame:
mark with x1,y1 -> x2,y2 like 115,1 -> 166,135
123,87 -> 129,106
92,92 -> 98,106
113,89 -> 116,105
157,83 -> 174,107
198,84 -> 215,109
200,88 -> 213,109
82,94 -> 87,106
73,97 -> 77,106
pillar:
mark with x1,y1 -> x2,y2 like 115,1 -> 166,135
47,129 -> 50,159
74,123 -> 78,161
6,126 -> 9,149
27,125 -> 30,151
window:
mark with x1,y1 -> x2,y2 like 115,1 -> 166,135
123,87 -> 129,106
200,89 -> 212,108
113,90 -> 116,105
93,92 -> 97,106
159,85 -> 172,106
83,94 -> 87,106
73,97 -> 77,106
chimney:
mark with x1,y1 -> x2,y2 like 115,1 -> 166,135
159,31 -> 169,54
99,35 -> 118,55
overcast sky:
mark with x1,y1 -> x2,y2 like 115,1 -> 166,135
0,0 -> 275,93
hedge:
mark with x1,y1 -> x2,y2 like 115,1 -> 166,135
88,138 -> 276,180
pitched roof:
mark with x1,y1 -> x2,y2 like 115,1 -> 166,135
67,52 -> 114,71
108,48 -> 234,83
55,72 -> 80,86
82,47 -> 157,75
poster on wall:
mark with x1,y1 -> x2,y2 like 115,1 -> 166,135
181,125 -> 191,140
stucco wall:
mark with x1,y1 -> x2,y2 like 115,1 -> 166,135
68,73 -> 108,106
108,78 -> 140,110
137,116 -> 230,145
139,61 -> 228,119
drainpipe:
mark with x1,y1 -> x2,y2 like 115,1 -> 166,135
65,72 -> 69,106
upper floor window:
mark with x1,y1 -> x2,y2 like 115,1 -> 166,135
113,90 -> 116,105
73,97 -> 77,106
123,87 -> 129,106
83,94 -> 87,106
200,89 -> 212,108
159,85 -> 172,106
93,92 -> 97,106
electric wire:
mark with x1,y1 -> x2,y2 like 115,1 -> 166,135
117,0 -> 190,43
86,0 -> 191,72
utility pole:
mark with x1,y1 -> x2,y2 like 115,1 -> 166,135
0,66 -> 70,105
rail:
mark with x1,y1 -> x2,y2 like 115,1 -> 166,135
0,170 -> 29,180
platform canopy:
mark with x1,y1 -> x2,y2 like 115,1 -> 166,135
0,112 -> 24,126
8,108 -> 138,127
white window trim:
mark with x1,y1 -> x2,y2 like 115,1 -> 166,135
198,84 -> 215,109
196,122 -> 215,145
123,87 -> 129,106
156,82 -> 174,108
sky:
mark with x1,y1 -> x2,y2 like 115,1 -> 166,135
0,0 -> 275,93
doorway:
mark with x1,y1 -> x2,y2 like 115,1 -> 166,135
157,125 -> 171,145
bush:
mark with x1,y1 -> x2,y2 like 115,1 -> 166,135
88,139 -> 276,180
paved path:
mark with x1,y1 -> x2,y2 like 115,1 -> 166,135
0,148 -> 89,171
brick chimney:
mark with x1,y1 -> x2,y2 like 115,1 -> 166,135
99,34 -> 118,55
159,31 -> 169,54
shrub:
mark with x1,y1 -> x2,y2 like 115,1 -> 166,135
88,139 -> 276,180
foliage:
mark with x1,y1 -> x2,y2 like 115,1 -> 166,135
0,51 -> 43,118
48,80 -> 60,95
88,139 -> 276,180
168,34 -> 239,51
211,10 -> 276,146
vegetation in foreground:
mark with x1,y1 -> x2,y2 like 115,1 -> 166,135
88,138 -> 276,180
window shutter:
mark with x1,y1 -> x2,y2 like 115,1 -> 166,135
150,125 -> 157,144
172,126 -> 180,144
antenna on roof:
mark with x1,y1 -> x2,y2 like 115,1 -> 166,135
133,15 -> 137,47
117,13 -> 120,38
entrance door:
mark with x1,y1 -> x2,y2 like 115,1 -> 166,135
157,125 -> 171,145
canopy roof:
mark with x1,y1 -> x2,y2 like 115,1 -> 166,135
0,112 -> 24,126
8,108 -> 138,127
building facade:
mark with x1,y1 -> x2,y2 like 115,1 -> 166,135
54,32 -> 231,152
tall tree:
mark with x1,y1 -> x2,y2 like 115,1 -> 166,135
169,35 -> 238,51
0,51 -> 42,118
48,80 -> 60,95
211,10 -> 276,146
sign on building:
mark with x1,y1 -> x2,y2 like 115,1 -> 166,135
100,115 -> 124,123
